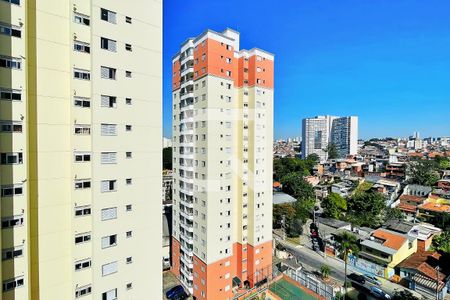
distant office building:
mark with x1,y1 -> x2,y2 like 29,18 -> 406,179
302,115 -> 358,161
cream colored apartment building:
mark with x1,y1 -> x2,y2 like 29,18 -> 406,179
0,0 -> 162,299
171,29 -> 274,300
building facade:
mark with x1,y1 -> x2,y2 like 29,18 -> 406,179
0,0 -> 162,299
302,115 -> 358,161
171,29 -> 274,299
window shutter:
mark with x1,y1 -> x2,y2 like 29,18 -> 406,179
109,39 -> 117,52
101,180 -> 109,192
101,207 -> 117,221
101,96 -> 109,107
102,262 -> 118,276
101,66 -> 109,78
108,11 -> 117,24
101,236 -> 109,248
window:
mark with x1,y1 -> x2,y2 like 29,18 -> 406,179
101,37 -> 117,52
101,123 -> 117,136
102,261 -> 118,276
100,8 -> 117,24
101,207 -> 117,221
75,205 -> 91,217
125,70 -> 132,78
0,152 -> 23,164
0,56 -> 21,69
101,234 -> 117,248
73,40 -> 90,53
74,12 -> 90,26
75,258 -> 91,271
2,246 -> 23,261
74,179 -> 91,190
126,256 -> 132,264
1,215 -> 23,229
2,276 -> 24,292
125,98 -> 132,105
75,285 -> 92,298
126,282 -> 133,290
101,180 -> 117,192
74,152 -> 90,163
126,204 -> 132,211
226,57 -> 232,64
125,16 -> 132,24
0,184 -> 23,197
0,88 -> 21,101
74,68 -> 90,80
226,70 -> 232,76
125,124 -> 132,131
100,95 -> 117,108
101,152 -> 117,164
74,96 -> 90,108
0,24 -> 21,38
125,44 -> 132,51
125,178 -> 132,185
74,232 -> 91,244
102,288 -> 118,300
74,124 -> 91,135
126,231 -> 132,238
0,121 -> 22,133
101,66 -> 116,79
1,0 -> 20,4
125,151 -> 132,158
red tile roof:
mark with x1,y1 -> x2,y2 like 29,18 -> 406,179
398,203 -> 417,213
400,194 -> 426,203
399,251 -> 448,282
371,229 -> 407,250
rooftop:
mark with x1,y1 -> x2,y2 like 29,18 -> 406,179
370,228 -> 408,250
420,201 -> 450,213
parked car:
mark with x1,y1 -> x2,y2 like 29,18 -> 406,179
370,286 -> 391,299
170,291 -> 188,300
165,285 -> 184,299
363,274 -> 381,286
347,273 -> 366,285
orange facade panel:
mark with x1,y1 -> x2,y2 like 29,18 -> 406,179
172,60 -> 181,91
171,237 -> 181,277
193,38 -> 237,82
246,240 -> 273,287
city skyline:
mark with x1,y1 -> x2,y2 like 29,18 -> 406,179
163,0 -> 450,140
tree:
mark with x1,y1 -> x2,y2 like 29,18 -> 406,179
435,156 -> 450,170
307,153 -> 320,164
281,173 -> 315,200
392,290 -> 420,300
335,232 -> 359,300
384,207 -> 405,222
325,143 -> 339,160
347,190 -> 386,227
273,203 -> 296,229
320,265 -> 331,279
163,147 -> 172,170
407,160 -> 440,186
286,218 -> 303,237
322,193 -> 347,219
432,231 -> 450,254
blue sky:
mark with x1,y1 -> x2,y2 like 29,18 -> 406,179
163,0 -> 450,140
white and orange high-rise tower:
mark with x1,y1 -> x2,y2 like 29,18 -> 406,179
171,28 -> 274,300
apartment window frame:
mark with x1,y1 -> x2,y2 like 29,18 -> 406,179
74,258 -> 92,271
125,16 -> 132,24
73,40 -> 90,53
101,123 -> 117,136
1,215 -> 24,229
101,66 -> 116,80
1,246 -> 23,261
74,124 -> 91,135
0,121 -> 22,133
0,152 -> 23,164
125,43 -> 132,51
101,152 -> 117,164
0,184 -> 23,197
0,23 -> 21,38
74,205 -> 91,217
1,0 -> 21,5
125,97 -> 132,105
101,234 -> 117,249
74,68 -> 90,80
2,276 -> 24,292
125,70 -> 132,78
100,8 -> 117,24
100,95 -> 117,108
74,152 -> 91,162
102,288 -> 118,300
75,284 -> 92,298
73,12 -> 90,26
0,55 -> 22,69
0,88 -> 21,101
74,96 -> 91,108
74,232 -> 91,244
101,37 -> 117,52
101,207 -> 117,221
74,179 -> 91,190
101,179 -> 117,192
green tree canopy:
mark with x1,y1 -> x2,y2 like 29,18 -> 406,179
280,172 -> 316,223
325,143 -> 339,159
407,159 -> 440,186
432,231 -> 450,254
273,203 -> 296,228
322,193 -> 347,219
347,190 -> 386,227
392,290 -> 420,300
384,207 -> 405,222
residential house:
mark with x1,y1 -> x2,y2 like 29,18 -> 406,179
350,228 -> 417,279
399,251 -> 450,300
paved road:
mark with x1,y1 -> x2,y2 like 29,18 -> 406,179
276,238 -> 422,299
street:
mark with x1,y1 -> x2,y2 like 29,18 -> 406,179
276,238 -> 423,299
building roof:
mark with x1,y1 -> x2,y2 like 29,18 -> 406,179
420,201 -> 450,213
398,203 -> 418,213
399,251 -> 449,286
400,194 -> 426,203
384,219 -> 414,234
273,192 -> 296,205
371,228 -> 408,250
317,217 -> 351,229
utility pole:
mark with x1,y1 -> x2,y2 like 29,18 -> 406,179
436,266 -> 440,300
